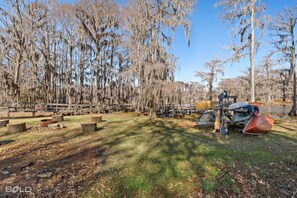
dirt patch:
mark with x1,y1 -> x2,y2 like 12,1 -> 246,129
0,126 -> 106,197
214,162 -> 297,197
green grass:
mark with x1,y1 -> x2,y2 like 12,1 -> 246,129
0,114 -> 296,197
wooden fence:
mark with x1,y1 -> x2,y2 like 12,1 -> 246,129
0,102 -> 136,118
0,102 -> 203,118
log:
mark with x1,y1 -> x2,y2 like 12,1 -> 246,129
91,115 -> 102,123
7,123 -> 26,133
0,119 -> 9,127
52,115 -> 64,122
81,122 -> 97,133
40,119 -> 57,127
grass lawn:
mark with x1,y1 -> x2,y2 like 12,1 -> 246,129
0,113 -> 296,197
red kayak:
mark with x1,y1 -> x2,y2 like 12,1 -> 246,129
243,115 -> 274,135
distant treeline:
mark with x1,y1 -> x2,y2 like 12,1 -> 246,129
0,0 -> 296,115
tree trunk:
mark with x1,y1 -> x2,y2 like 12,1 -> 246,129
52,115 -> 64,122
14,54 -> 22,103
250,0 -> 256,102
289,24 -> 296,116
7,123 -> 26,133
282,83 -> 286,102
91,115 -> 102,122
209,83 -> 213,102
289,70 -> 296,116
67,45 -> 73,107
81,122 -> 97,133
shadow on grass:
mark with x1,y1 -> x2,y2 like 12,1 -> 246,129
84,119 -> 233,197
0,139 -> 15,145
0,116 -> 296,197
276,124 -> 297,132
88,118 -> 297,197
96,127 -> 104,131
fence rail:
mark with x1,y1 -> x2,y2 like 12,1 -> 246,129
0,102 -> 201,118
0,102 -> 137,117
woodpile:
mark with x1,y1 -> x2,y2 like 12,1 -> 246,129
7,123 -> 26,133
81,122 -> 97,133
0,119 -> 9,127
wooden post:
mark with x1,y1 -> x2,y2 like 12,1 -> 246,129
33,104 -> 36,117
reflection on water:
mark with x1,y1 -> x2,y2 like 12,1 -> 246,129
259,105 -> 291,119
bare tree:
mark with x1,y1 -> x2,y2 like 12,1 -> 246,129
195,58 -> 224,102
258,55 -> 276,102
0,0 -> 198,113
216,0 -> 265,102
218,78 -> 234,96
123,0 -> 195,115
270,6 -> 297,116
0,0 -> 29,102
75,0 -> 119,105
55,3 -> 78,105
278,69 -> 291,102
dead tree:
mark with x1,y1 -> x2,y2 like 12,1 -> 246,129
195,58 -> 224,102
123,0 -> 195,116
270,6 -> 297,116
75,0 -> 119,105
216,0 -> 265,102
0,0 -> 28,102
258,55 -> 276,102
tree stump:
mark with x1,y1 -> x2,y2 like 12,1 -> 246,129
7,123 -> 26,133
52,115 -> 64,122
40,119 -> 57,127
0,119 -> 9,128
91,115 -> 102,123
81,122 -> 97,133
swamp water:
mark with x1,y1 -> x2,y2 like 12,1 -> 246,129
259,105 -> 291,119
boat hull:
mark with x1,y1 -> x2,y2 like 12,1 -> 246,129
243,115 -> 274,135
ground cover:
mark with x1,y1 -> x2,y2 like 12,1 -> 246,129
0,113 -> 296,197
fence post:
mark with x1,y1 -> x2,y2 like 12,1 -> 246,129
7,108 -> 10,118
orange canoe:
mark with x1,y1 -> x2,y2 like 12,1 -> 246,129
243,115 -> 274,135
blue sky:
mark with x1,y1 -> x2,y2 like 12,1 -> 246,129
65,0 -> 295,83
172,0 -> 296,83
